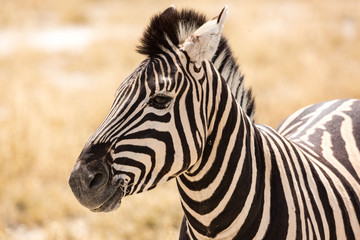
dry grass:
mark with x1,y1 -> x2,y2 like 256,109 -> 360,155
0,0 -> 359,239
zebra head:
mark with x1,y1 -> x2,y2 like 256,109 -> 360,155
69,6 -> 229,212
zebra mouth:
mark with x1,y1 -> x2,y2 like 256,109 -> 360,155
90,187 -> 124,212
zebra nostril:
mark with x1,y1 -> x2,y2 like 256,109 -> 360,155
89,172 -> 108,190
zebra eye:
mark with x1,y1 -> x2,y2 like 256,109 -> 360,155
149,95 -> 172,109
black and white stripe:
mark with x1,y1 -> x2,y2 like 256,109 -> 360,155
69,6 -> 360,239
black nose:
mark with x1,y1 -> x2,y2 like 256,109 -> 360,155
68,159 -> 110,208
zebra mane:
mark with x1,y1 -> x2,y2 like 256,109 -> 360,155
137,7 -> 255,121
137,6 -> 205,56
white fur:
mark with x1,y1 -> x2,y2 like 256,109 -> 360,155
180,6 -> 228,64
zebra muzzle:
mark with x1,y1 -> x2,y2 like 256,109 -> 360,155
68,157 -> 125,212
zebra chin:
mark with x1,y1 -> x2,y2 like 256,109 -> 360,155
90,187 -> 124,212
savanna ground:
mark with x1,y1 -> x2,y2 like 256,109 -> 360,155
0,0 -> 359,239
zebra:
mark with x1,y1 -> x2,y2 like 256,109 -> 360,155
68,6 -> 360,240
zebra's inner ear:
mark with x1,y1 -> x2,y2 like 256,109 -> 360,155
180,6 -> 228,65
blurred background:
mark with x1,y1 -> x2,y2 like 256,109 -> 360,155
0,0 -> 359,239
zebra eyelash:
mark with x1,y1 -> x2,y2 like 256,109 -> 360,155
148,93 -> 173,109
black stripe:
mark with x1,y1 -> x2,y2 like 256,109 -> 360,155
178,101 -> 243,213
120,129 -> 174,187
114,145 -> 156,193
322,114 -> 360,182
173,75 -> 192,173
234,120 -> 266,239
289,143 -> 324,239
113,157 -> 146,194
262,134 -> 289,239
185,65 -> 226,177
266,132 -> 302,238
101,71 -> 147,142
121,112 -> 171,137
207,65 -> 219,129
350,101 -> 360,161
185,81 -> 202,159
312,160 -> 355,239
159,52 -> 177,92
308,161 -> 337,239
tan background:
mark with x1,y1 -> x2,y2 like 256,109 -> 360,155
1,0 -> 359,239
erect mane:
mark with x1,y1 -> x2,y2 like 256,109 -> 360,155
137,7 -> 256,121
137,7 -> 206,56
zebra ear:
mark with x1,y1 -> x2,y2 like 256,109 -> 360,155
180,6 -> 228,64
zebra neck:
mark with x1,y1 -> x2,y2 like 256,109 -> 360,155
176,98 -> 265,239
